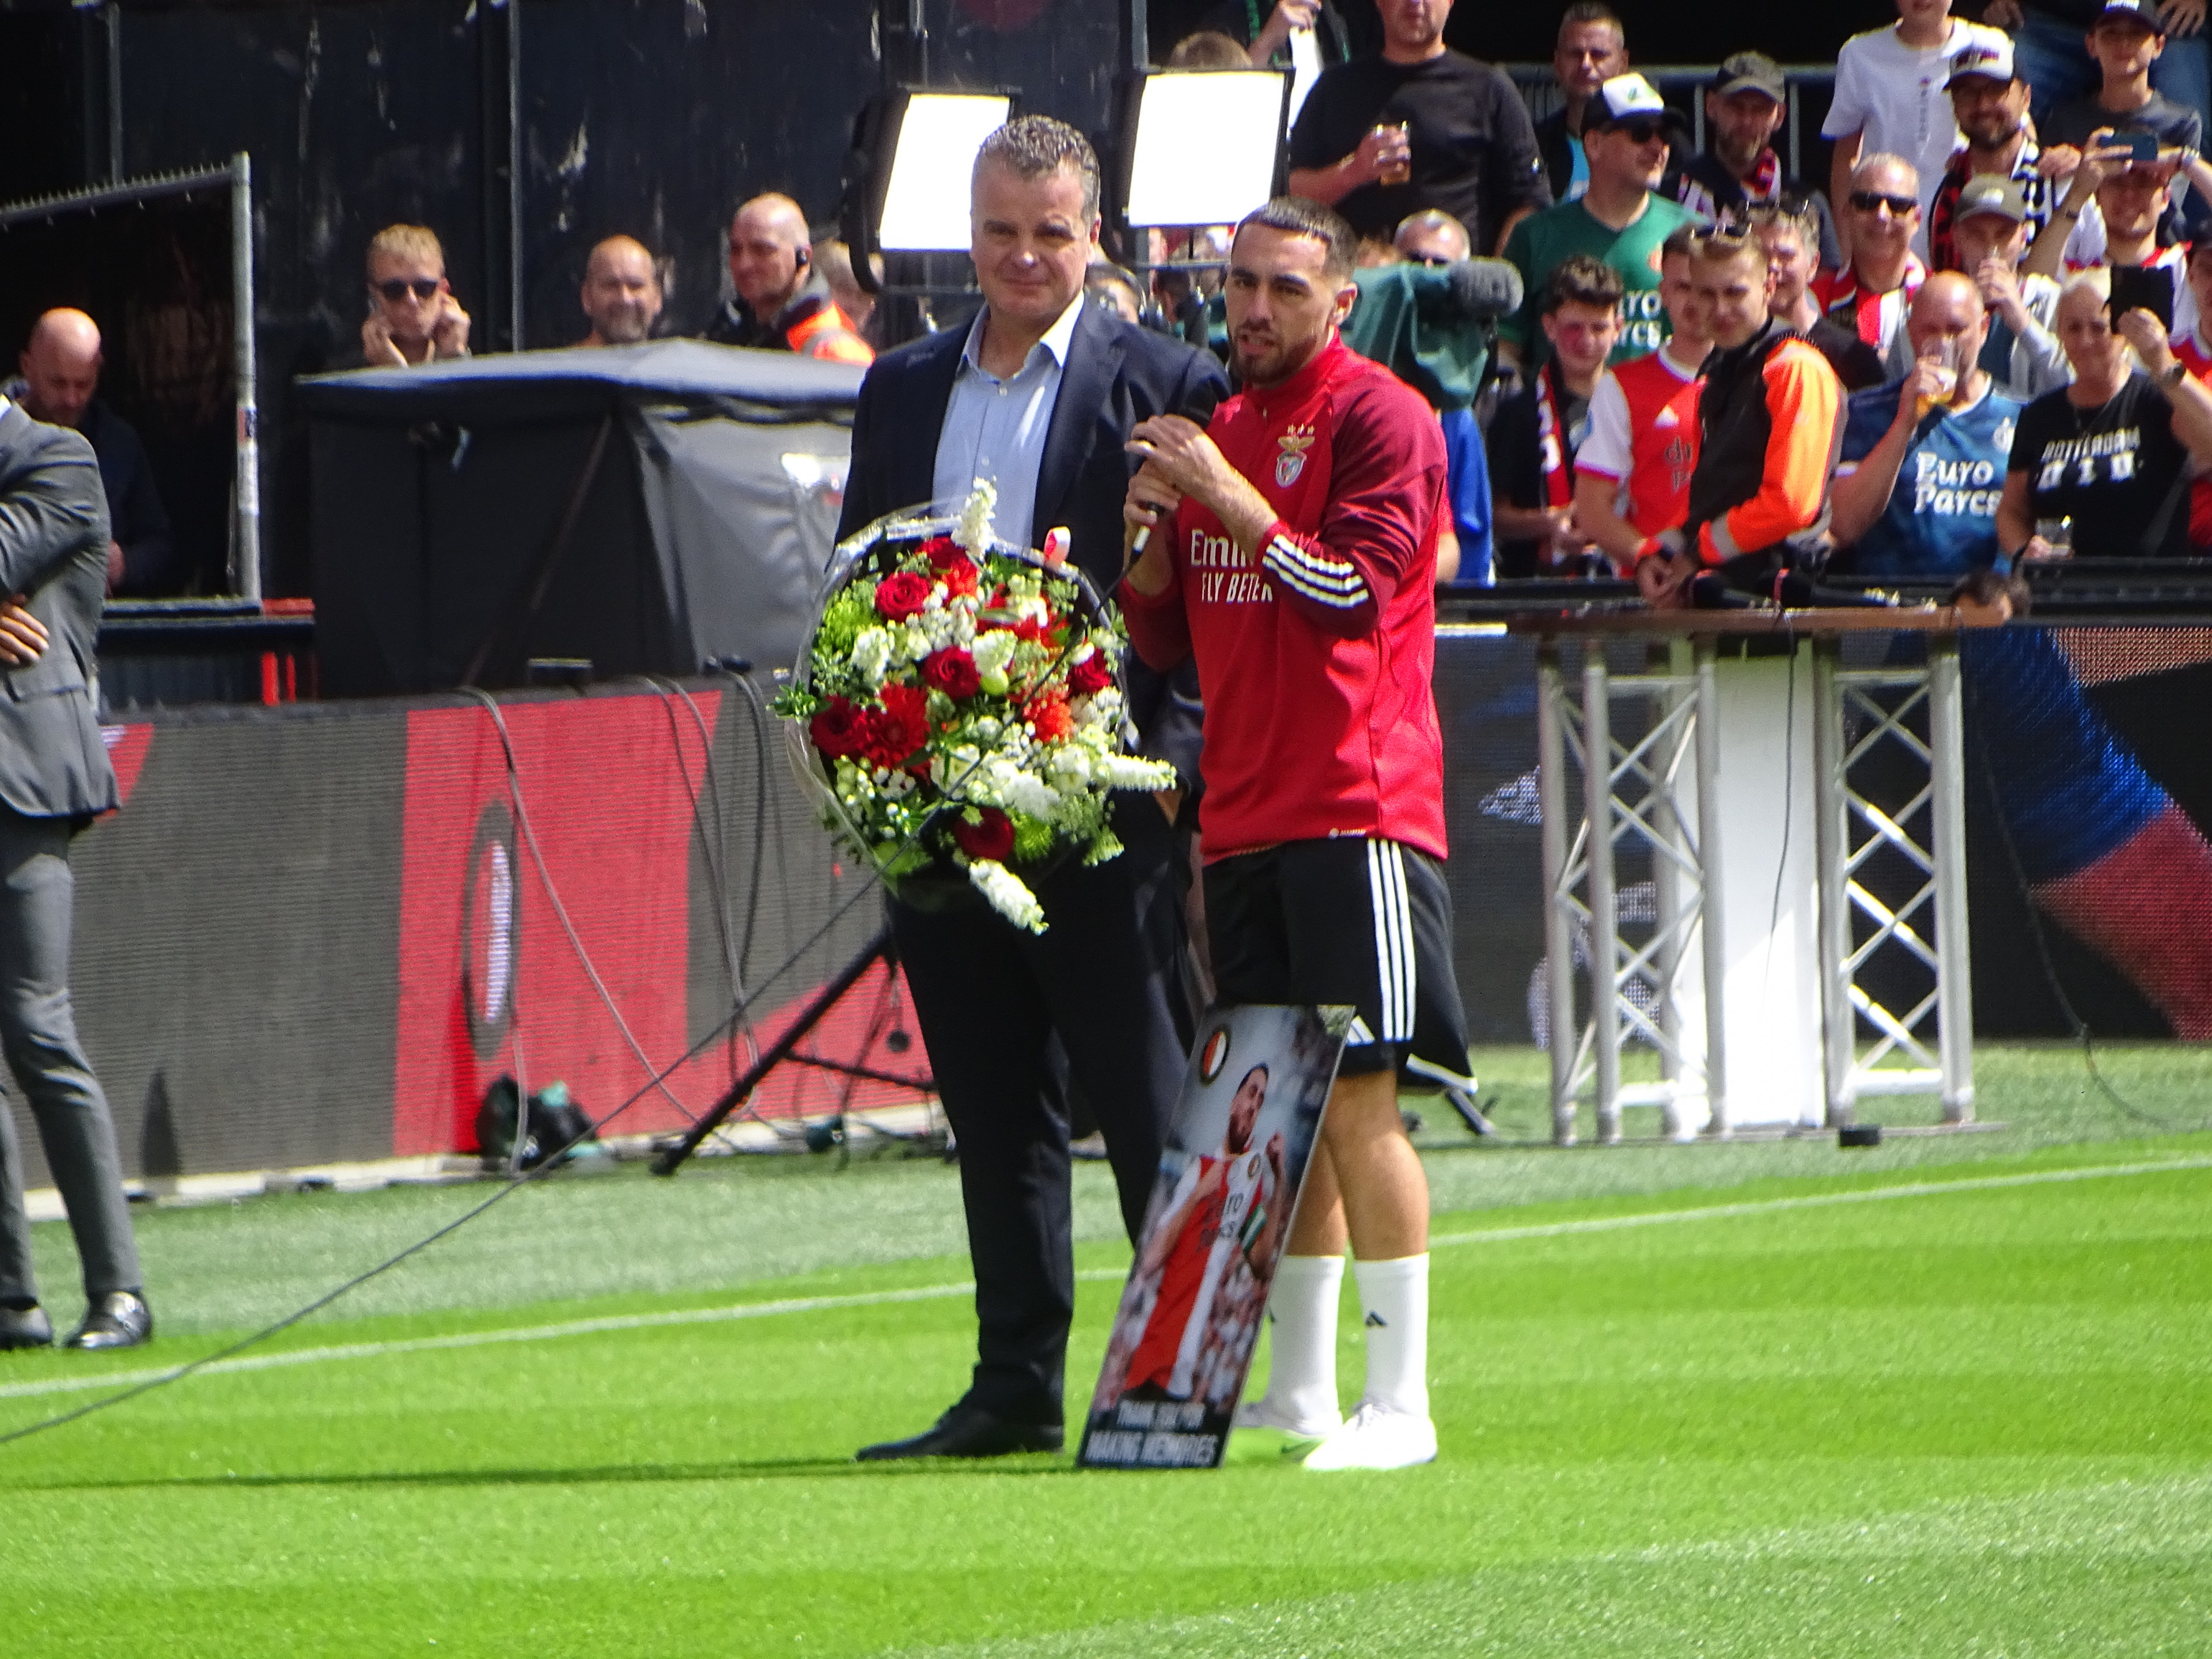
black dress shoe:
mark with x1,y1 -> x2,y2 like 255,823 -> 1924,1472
855,1402 -> 1063,1462
65,1291 -> 152,1351
0,1304 -> 53,1350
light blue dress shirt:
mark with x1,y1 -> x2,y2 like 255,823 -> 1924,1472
931,296 -> 1085,547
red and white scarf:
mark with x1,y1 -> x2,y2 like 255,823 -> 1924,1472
1535,363 -> 1576,509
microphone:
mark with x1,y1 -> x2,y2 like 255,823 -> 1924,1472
1440,257 -> 1524,323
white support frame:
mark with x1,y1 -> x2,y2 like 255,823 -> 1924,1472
1536,624 -> 1972,1145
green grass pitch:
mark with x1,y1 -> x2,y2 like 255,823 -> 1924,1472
1,1043 -> 2209,1656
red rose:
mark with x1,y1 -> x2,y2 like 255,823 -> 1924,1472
874,571 -> 933,622
1012,616 -> 1045,643
918,536 -> 962,569
940,555 -> 980,598
1067,652 -> 1112,697
876,683 -> 931,764
809,696 -> 872,761
951,808 -> 1016,863
921,647 -> 983,700
1025,692 -> 1074,744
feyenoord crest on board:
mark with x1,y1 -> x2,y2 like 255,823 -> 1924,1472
1078,1003 -> 1355,1471
1275,425 -> 1315,488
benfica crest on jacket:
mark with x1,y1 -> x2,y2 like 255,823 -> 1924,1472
1276,425 -> 1315,487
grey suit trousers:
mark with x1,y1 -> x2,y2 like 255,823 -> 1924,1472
0,806 -> 139,1305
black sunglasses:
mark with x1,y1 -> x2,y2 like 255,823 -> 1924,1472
375,277 -> 442,302
1849,191 -> 1918,216
1604,119 -> 1668,145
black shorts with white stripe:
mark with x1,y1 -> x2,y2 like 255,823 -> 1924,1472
1202,837 -> 1472,1087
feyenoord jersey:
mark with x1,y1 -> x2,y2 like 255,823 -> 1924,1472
1125,1147 -> 1271,1399
1576,347 -> 1703,536
1119,336 -> 1450,861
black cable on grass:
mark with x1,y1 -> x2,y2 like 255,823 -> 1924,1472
1963,660 -> 2212,1137
2,612 -> 1103,1449
0,855 -> 891,1453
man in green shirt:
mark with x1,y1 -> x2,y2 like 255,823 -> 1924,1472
1500,72 -> 1699,371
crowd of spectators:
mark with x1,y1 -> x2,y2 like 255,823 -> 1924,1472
28,0 -> 2212,600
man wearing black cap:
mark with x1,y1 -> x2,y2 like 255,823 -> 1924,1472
1665,52 -> 1840,268
1499,72 -> 1699,373
2044,1 -> 2204,157
1927,37 -> 2081,272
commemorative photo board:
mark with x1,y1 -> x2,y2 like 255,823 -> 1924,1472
1078,1003 -> 1355,1470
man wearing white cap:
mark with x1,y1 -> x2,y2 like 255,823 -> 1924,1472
1929,37 -> 2078,271
1499,72 -> 1698,373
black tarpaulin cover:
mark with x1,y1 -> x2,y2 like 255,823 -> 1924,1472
298,340 -> 859,695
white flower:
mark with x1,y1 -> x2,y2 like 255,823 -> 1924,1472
972,631 -> 1018,677
968,858 -> 1046,933
956,479 -> 998,555
1003,772 -> 1060,820
1100,754 -> 1179,790
1048,747 -> 1091,788
850,627 -> 893,687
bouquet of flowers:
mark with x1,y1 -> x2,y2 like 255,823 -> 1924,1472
771,481 -> 1179,933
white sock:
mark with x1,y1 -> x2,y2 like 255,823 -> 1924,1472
1260,1254 -> 1344,1423
1352,1253 -> 1430,1419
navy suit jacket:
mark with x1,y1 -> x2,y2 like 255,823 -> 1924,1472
0,402 -> 119,819
837,301 -> 1229,785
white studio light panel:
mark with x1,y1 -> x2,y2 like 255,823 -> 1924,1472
878,93 -> 1014,252
1123,70 -> 1286,229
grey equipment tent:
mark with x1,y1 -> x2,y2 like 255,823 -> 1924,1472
297,339 -> 861,696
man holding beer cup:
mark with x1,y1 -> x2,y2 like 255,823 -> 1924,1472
1286,0 -> 1550,256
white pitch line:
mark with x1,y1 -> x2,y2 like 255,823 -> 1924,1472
1428,1153 -> 2212,1249
2,1157 -> 2204,1407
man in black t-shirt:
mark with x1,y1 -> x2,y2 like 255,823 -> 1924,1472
1532,3 -> 1631,204
1286,0 -> 1551,255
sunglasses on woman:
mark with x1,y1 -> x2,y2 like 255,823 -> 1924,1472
375,278 -> 442,302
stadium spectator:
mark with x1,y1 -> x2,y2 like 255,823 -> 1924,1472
1165,29 -> 1252,69
1819,154 -> 1929,374
361,224 -> 471,368
1667,52 -> 1842,268
1752,202 -> 1890,391
1490,255 -> 1621,577
1574,225 -> 1710,570
574,236 -> 663,347
1830,272 -> 2025,579
817,238 -> 887,349
1948,176 -> 2070,401
1085,261 -> 1147,325
1634,226 -> 1844,607
706,194 -> 873,363
1824,0 -> 2006,259
2027,134 -> 2212,341
1286,0 -> 1550,255
1532,3 -> 1631,205
1190,0 -> 1353,67
1986,0 -> 2212,145
2001,266 -> 2212,559
2046,1 -> 2205,151
1928,39 -> 2072,273
8,309 -> 176,597
2171,238 -> 2212,544
1499,74 -> 1696,373
1120,194 -> 1470,1471
2047,1 -> 2212,238
1393,209 -> 1470,264
839,115 -> 1225,1463
0,387 -> 153,1352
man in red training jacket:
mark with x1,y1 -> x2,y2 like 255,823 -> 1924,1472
1117,195 -> 1471,1472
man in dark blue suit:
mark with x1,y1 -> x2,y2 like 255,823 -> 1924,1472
838,116 -> 1228,1460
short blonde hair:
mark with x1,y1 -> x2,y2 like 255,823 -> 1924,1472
366,224 -> 444,277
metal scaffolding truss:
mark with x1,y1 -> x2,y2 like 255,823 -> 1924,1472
1811,640 -> 1975,1125
1537,641 -> 1725,1145
1534,625 -> 1974,1146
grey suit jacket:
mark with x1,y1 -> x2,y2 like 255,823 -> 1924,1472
0,402 -> 119,819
